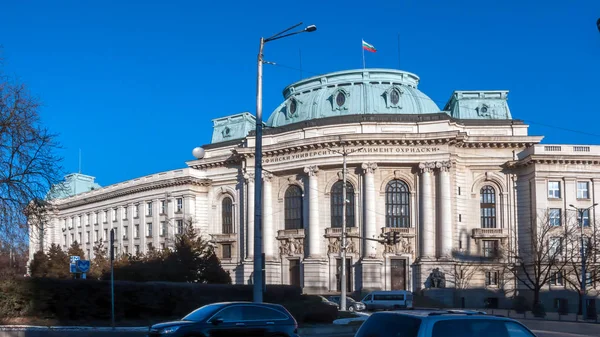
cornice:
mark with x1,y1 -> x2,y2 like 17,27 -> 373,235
505,155 -> 600,169
53,176 -> 212,210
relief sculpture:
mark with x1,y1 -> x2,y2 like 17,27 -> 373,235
279,237 -> 304,256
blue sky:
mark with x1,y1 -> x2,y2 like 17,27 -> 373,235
1,0 -> 599,186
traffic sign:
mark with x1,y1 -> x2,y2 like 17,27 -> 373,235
70,263 -> 77,273
70,256 -> 80,264
76,260 -> 90,273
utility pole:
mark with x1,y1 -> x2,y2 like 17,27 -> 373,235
331,139 -> 362,311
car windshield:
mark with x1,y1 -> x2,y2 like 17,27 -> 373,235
182,304 -> 226,321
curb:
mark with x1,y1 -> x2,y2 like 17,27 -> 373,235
0,326 -> 149,332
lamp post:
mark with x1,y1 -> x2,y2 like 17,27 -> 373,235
569,203 -> 598,318
330,140 -> 362,311
254,23 -> 316,303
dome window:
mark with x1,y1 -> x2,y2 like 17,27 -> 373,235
385,86 -> 404,108
331,88 -> 350,111
477,104 -> 491,117
222,127 -> 231,138
289,98 -> 297,115
286,97 -> 301,119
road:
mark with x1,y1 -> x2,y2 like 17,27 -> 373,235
0,320 -> 598,337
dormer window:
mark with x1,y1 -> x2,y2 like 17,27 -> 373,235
222,127 -> 231,138
331,88 -> 349,111
476,104 -> 491,117
385,86 -> 404,108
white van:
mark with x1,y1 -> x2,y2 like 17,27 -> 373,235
361,290 -> 414,311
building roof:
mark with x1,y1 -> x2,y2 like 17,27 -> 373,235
46,173 -> 102,200
266,68 -> 441,128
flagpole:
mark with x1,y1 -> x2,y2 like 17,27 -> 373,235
362,39 -> 366,69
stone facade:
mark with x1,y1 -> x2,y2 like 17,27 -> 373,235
30,69 -> 600,313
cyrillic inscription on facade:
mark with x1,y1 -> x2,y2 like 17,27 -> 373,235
263,146 -> 444,164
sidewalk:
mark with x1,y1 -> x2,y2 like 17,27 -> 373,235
477,309 -> 600,323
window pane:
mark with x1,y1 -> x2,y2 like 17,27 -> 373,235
480,186 -> 496,228
330,181 -> 355,228
432,319 -> 509,337
385,180 -> 410,228
222,197 -> 233,234
284,186 -> 303,230
214,306 -> 244,322
242,306 -> 288,320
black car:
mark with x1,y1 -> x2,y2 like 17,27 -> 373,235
147,302 -> 299,337
327,296 -> 366,312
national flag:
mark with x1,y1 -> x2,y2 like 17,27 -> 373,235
362,40 -> 376,53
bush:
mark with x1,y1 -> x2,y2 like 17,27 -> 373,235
0,278 -> 303,322
512,296 -> 530,314
281,295 -> 338,325
532,303 -> 546,318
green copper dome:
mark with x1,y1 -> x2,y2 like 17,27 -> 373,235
266,69 -> 441,127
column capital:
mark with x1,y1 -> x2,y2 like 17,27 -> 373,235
418,161 -> 436,173
436,160 -> 452,172
262,172 -> 273,182
361,162 -> 378,174
304,165 -> 320,177
243,170 -> 255,183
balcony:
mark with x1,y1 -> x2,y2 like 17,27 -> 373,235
210,233 -> 236,243
472,228 -> 508,239
324,227 -> 359,238
381,227 -> 416,237
277,228 -> 305,240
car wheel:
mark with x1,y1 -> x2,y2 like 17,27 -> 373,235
348,305 -> 355,312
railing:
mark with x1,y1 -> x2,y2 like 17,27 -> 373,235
277,228 -> 305,238
573,146 -> 590,152
544,146 -> 562,152
472,228 -> 508,238
324,227 -> 359,237
381,227 -> 416,237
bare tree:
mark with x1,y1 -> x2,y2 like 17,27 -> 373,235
505,210 -> 576,307
0,67 -> 62,250
445,259 -> 481,307
563,213 -> 600,314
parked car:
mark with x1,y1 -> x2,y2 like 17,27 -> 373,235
146,302 -> 299,337
327,295 -> 366,312
316,295 -> 339,307
354,310 -> 537,337
361,290 -> 413,311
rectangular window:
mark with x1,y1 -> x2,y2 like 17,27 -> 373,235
135,245 -> 140,254
160,222 -> 167,236
586,272 -> 594,286
86,249 -> 90,259
78,216 -> 82,227
134,204 -> 139,218
63,234 -> 67,245
124,246 -> 128,254
103,210 -> 108,223
485,271 -> 499,286
78,232 -> 82,244
70,233 -> 74,243
577,182 -> 590,199
147,202 -> 153,216
147,243 -> 153,251
222,243 -> 232,259
160,242 -> 165,250
577,209 -> 591,226
176,198 -> 183,212
147,223 -> 153,237
86,231 -> 90,243
550,271 -> 563,286
176,220 -> 183,235
549,208 -> 562,226
134,225 -> 140,238
548,181 -> 561,199
94,230 -> 98,242
103,229 -> 108,241
549,237 -> 563,256
161,200 -> 167,214
112,208 -> 117,222
123,226 -> 128,240
123,206 -> 128,220
482,240 -> 499,258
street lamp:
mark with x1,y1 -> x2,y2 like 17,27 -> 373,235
568,203 -> 598,318
254,22 -> 317,303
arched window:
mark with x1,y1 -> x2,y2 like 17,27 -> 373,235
330,181 -> 355,228
385,180 -> 410,228
480,186 -> 496,228
285,186 -> 303,230
222,197 -> 233,234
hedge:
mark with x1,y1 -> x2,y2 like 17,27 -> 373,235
0,278 -> 337,324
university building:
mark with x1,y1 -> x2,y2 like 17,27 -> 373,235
30,69 -> 600,310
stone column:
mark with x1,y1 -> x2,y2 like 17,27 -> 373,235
304,165 -> 321,258
437,161 -> 452,258
361,162 -> 378,258
244,171 -> 255,259
263,172 -> 274,259
419,162 -> 435,258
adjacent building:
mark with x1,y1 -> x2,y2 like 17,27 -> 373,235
30,68 -> 600,311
